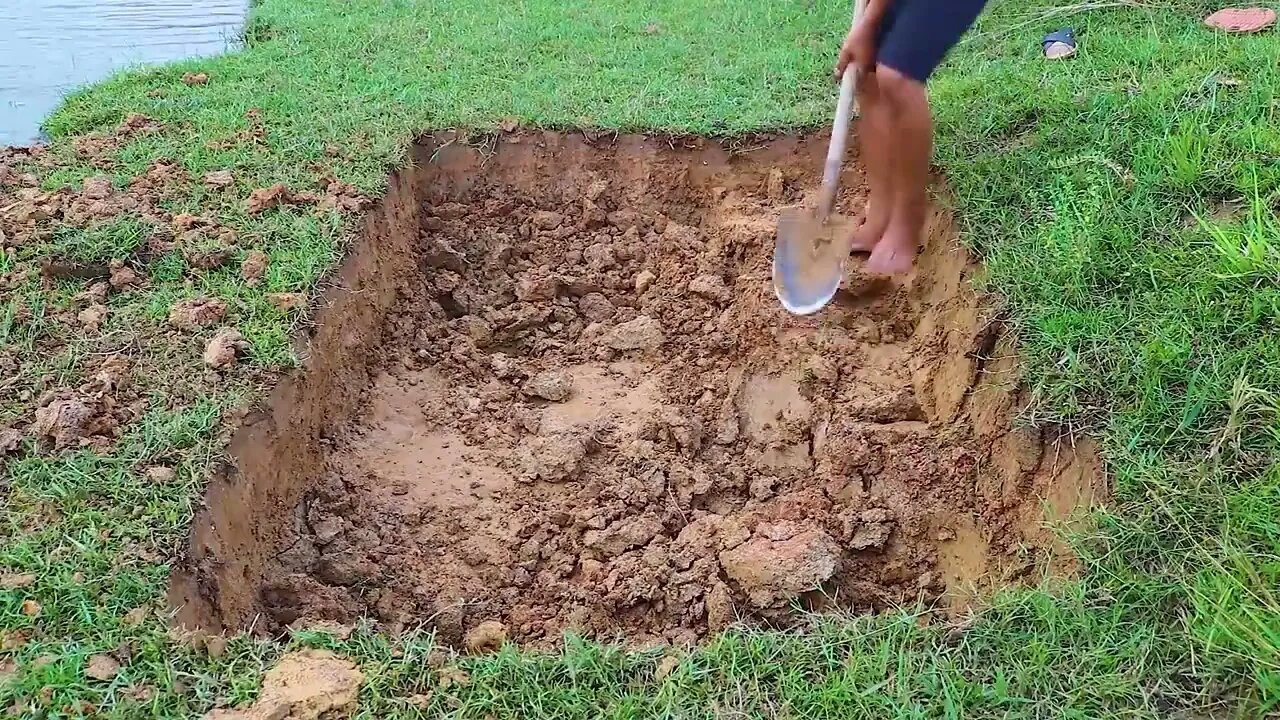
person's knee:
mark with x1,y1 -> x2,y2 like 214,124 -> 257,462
873,64 -> 925,108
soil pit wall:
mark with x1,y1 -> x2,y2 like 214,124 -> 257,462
170,131 -> 1103,647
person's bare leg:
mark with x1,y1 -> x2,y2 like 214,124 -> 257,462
850,73 -> 895,253
866,65 -> 931,275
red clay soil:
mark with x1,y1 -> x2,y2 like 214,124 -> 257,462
171,131 -> 1103,648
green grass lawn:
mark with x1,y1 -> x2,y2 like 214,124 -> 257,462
2,0 -> 1279,716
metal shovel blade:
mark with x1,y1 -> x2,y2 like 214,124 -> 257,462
773,207 -> 855,315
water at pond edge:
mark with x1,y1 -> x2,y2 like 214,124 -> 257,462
1,0 -> 247,145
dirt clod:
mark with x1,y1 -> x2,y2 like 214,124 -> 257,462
33,396 -> 96,449
603,315 -> 664,351
145,465 -> 177,483
247,184 -> 290,214
464,620 -> 508,654
530,210 -> 563,229
316,550 -> 378,586
584,514 -> 664,558
241,250 -> 270,286
203,649 -> 363,720
204,635 -> 229,659
0,573 -> 36,590
185,248 -> 231,271
515,272 -> 561,302
78,304 -> 108,331
688,274 -> 729,301
655,654 -> 680,679
204,328 -> 250,369
85,654 -> 121,682
268,293 -> 306,311
122,607 -> 148,627
204,170 -> 234,188
634,270 -> 657,294
719,529 -> 841,608
578,293 -> 616,322
0,429 -> 20,455
846,509 -> 894,551
170,298 -> 227,330
82,176 -> 113,200
766,169 -> 785,200
524,370 -> 572,402
705,582 -> 736,631
108,261 -> 142,289
520,433 -> 589,482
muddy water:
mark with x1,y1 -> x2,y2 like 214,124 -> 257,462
0,0 -> 246,145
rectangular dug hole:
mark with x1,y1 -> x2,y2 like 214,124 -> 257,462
170,131 -> 1104,648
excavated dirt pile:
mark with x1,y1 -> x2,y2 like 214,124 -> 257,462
173,132 -> 1102,648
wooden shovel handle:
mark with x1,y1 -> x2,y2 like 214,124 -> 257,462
816,0 -> 867,221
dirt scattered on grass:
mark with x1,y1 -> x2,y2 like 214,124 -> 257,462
203,649 -> 363,720
124,684 -> 156,702
1,628 -> 29,652
0,304 -> 147,456
174,132 -> 1104,649
1,109 -> 363,285
28,356 -> 138,452
184,247 -> 231,272
0,129 -> 362,461
245,179 -> 371,216
70,113 -> 164,165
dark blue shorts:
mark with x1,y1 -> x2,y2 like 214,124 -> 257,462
875,0 -> 989,83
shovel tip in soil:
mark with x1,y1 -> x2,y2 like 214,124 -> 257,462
773,209 -> 858,315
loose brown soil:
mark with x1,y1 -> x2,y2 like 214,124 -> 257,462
203,649 -> 364,720
171,131 -> 1103,648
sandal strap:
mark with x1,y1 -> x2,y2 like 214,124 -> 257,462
1042,28 -> 1076,48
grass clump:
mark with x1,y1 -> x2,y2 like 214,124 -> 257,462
1,0 -> 1278,716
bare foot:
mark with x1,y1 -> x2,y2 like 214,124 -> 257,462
864,227 -> 916,275
850,201 -> 889,253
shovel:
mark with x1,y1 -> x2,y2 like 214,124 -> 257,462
773,5 -> 864,316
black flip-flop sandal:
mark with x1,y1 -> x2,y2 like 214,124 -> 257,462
1043,28 -> 1077,59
